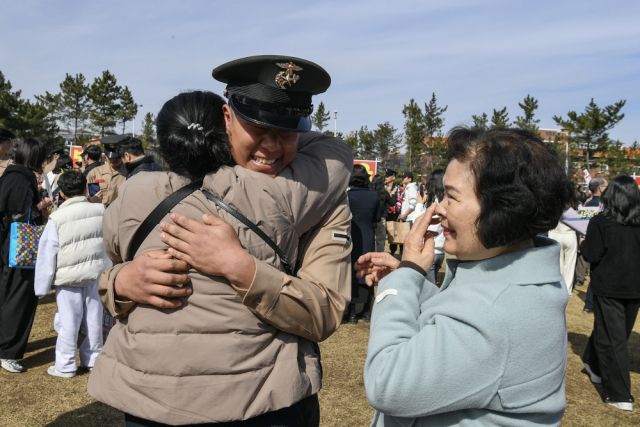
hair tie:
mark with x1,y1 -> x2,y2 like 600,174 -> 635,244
188,123 -> 204,131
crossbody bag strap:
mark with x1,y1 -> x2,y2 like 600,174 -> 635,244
202,190 -> 294,275
127,180 -> 203,261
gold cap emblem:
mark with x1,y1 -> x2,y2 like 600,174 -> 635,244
275,62 -> 303,90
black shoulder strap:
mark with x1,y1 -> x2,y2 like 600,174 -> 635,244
127,180 -> 203,261
202,190 -> 294,275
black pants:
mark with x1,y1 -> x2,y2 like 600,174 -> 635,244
124,394 -> 320,427
575,254 -> 587,284
0,264 -> 38,359
583,295 -> 640,403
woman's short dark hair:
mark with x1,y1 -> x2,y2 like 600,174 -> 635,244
446,126 -> 572,249
426,169 -> 445,206
350,164 -> 371,188
53,154 -> 74,174
58,170 -> 87,198
600,175 -> 640,226
14,138 -> 47,172
156,90 -> 233,181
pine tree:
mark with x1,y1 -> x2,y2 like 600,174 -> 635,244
60,73 -> 90,143
422,93 -> 448,173
139,112 -> 156,148
89,70 -> 122,137
471,113 -> 488,130
310,101 -> 330,132
606,140 -> 635,177
374,122 -> 401,171
117,86 -> 138,134
553,98 -> 626,170
343,130 -> 361,158
0,71 -> 21,127
423,93 -> 448,139
7,98 -> 59,140
490,107 -> 509,128
514,95 -> 540,133
358,126 -> 377,159
402,99 -> 424,171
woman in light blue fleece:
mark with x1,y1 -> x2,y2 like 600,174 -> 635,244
356,127 -> 573,426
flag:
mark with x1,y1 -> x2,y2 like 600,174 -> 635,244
583,167 -> 591,186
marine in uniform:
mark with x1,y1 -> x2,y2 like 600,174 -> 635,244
42,147 -> 65,175
95,56 -> 353,426
0,128 -> 16,177
86,135 -> 128,207
81,144 -> 103,177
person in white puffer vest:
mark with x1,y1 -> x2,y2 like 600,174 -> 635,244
34,170 -> 110,378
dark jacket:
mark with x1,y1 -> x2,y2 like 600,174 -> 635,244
348,186 -> 384,302
581,214 -> 640,299
585,196 -> 600,207
125,156 -> 164,179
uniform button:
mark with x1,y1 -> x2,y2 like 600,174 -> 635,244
252,298 -> 261,306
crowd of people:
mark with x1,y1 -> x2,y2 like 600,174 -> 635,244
0,54 -> 638,426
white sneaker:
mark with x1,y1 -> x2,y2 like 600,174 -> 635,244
607,401 -> 633,411
0,358 -> 24,373
47,366 -> 76,378
584,363 -> 602,384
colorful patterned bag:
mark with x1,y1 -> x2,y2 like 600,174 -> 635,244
8,214 -> 44,269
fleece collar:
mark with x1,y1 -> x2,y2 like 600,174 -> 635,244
441,236 -> 562,290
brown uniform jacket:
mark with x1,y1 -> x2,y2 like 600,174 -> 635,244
42,159 -> 56,175
88,132 -> 353,424
0,154 -> 14,177
86,162 -> 127,207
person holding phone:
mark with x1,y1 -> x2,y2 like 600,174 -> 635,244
87,182 -> 100,197
86,136 -> 127,207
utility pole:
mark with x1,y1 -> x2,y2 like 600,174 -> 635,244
334,110 -> 338,136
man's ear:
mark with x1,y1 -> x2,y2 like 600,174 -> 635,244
222,104 -> 233,134
59,191 -> 66,200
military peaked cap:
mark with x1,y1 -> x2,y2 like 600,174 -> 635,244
0,127 -> 16,142
212,55 -> 331,132
50,147 -> 66,156
100,134 -> 128,159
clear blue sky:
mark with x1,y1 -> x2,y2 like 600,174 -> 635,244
2,0 -> 639,144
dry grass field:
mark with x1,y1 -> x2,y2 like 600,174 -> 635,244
1,270 -> 639,426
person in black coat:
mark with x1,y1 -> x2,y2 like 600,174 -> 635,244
581,176 -> 640,411
347,164 -> 383,324
371,174 -> 397,253
116,136 -> 164,179
0,138 -> 52,373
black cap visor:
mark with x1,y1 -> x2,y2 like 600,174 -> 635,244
230,98 -> 310,133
